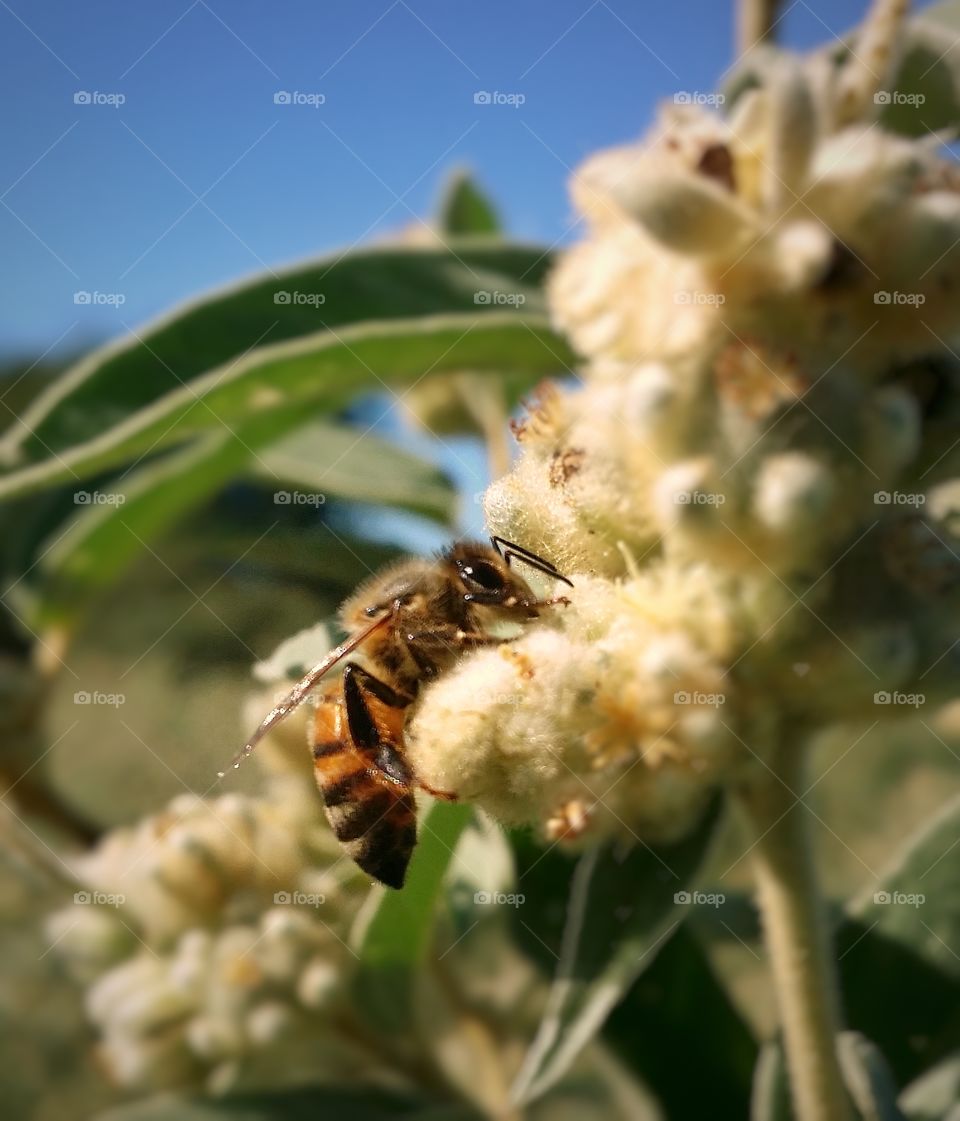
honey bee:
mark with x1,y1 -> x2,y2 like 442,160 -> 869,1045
233,537 -> 571,888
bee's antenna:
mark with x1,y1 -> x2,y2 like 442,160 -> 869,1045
491,535 -> 574,587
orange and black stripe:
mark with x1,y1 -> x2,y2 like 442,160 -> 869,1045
311,689 -> 416,889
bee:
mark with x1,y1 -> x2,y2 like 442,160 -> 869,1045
232,537 -> 572,889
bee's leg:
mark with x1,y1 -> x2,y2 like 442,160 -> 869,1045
335,665 -> 418,889
342,664 -> 413,785
417,779 -> 459,802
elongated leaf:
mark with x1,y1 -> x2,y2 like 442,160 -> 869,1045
751,1041 -> 793,1121
251,420 -> 455,523
837,1033 -> 908,1121
34,432 -> 244,629
0,313 -> 572,503
510,799 -> 722,1106
33,401 -> 447,629
838,793 -> 960,1085
899,1051 -> 960,1121
850,791 -> 960,982
351,801 -> 472,1035
2,242 -> 553,464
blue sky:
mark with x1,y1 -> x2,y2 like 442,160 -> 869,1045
0,0 -> 911,359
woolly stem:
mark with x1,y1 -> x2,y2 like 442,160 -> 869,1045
735,744 -> 853,1121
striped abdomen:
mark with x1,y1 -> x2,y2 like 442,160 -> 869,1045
311,689 -> 416,889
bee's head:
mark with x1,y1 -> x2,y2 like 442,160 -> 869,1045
448,539 -> 571,620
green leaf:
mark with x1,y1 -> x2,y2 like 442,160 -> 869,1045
837,793 -> 960,1085
436,171 -> 501,236
251,420 -> 456,524
509,799 -> 723,1106
95,1087 -> 480,1121
850,792 -> 960,983
351,801 -> 472,1035
0,313 -> 573,504
604,924 -> 757,1119
1,242 -> 554,466
33,406 -> 427,630
33,433 -> 245,629
837,1032 -> 908,1121
750,1040 -> 793,1121
899,1051 -> 960,1121
877,13 -> 960,137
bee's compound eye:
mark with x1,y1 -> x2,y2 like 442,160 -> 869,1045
459,559 -> 505,593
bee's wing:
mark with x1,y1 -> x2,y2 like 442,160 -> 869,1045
222,612 -> 393,775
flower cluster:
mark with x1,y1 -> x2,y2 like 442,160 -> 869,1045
46,627 -> 370,1094
408,1 -> 960,845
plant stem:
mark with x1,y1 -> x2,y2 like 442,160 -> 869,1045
737,0 -> 780,54
735,744 -> 853,1121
